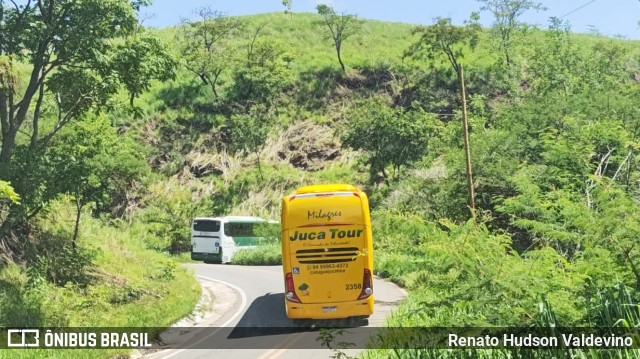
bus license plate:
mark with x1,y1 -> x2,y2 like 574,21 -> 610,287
322,306 -> 337,312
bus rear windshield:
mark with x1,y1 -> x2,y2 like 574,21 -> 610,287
193,220 -> 220,232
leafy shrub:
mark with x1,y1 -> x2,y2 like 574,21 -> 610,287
0,180 -> 20,204
229,38 -> 295,106
140,179 -> 213,254
0,264 -> 47,327
253,222 -> 281,245
367,283 -> 640,359
148,260 -> 178,281
372,210 -> 587,327
232,244 -> 282,265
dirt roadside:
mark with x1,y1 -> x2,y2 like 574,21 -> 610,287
132,277 -> 239,357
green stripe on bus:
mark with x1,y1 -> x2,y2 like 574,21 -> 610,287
232,236 -> 260,246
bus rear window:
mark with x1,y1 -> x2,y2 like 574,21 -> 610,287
225,222 -> 254,236
193,220 -> 220,232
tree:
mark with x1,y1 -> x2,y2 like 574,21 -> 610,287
282,0 -> 292,14
112,34 -> 177,108
477,0 -> 545,68
406,16 -> 481,75
177,6 -> 244,100
142,179 -> 211,253
0,0 -> 147,177
341,97 -> 436,183
316,4 -> 362,73
230,37 -> 294,107
46,115 -> 148,243
226,104 -> 272,181
528,17 -> 580,96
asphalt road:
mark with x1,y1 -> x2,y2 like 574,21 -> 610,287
143,263 -> 407,359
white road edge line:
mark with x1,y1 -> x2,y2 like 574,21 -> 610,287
156,275 -> 249,359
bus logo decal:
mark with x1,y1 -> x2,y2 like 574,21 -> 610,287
292,267 -> 300,274
289,229 -> 363,241
298,283 -> 309,296
307,209 -> 342,221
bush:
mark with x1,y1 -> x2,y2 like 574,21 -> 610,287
0,263 -> 48,327
140,179 -> 213,254
371,209 -> 587,326
232,244 -> 282,265
26,232 -> 99,287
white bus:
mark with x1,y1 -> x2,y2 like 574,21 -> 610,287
190,216 -> 278,263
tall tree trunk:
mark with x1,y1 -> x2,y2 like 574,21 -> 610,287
0,56 -> 46,176
30,78 -> 46,149
336,43 -> 345,73
504,48 -> 511,68
0,125 -> 17,178
255,149 -> 264,182
211,69 -> 222,99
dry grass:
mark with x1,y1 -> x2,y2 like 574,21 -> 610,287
262,119 -> 352,171
233,190 -> 278,219
161,118 -> 364,220
412,157 -> 447,181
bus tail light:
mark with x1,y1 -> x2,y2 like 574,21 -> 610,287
285,272 -> 301,303
357,268 -> 373,300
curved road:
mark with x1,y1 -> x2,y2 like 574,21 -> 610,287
144,263 -> 407,359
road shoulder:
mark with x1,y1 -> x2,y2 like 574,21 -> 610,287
133,274 -> 240,357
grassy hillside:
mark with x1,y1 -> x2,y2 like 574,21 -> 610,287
138,11 -> 640,217
155,12 -> 419,71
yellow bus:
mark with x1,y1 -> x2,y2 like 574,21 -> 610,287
281,184 -> 374,321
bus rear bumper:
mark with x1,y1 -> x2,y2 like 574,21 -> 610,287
191,252 -> 222,263
285,297 -> 374,319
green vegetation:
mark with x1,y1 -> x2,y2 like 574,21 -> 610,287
232,219 -> 282,265
0,1 -> 198,357
341,97 -> 438,182
233,243 -> 282,265
0,201 -> 200,358
2,0 -> 640,357
0,180 -> 19,204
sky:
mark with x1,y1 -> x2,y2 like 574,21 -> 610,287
141,0 -> 640,39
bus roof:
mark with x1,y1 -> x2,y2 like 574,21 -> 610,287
193,216 -> 278,223
293,184 -> 359,194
